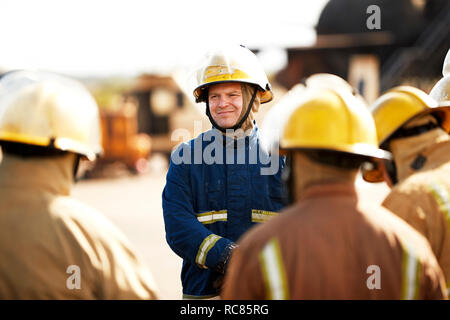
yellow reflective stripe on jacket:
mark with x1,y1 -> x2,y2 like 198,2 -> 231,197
259,238 -> 289,300
447,282 -> 450,298
195,234 -> 222,268
401,241 -> 421,300
196,210 -> 227,224
427,182 -> 450,227
252,209 -> 278,223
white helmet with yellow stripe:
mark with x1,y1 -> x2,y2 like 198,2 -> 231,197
430,49 -> 450,104
193,45 -> 273,104
0,70 -> 102,161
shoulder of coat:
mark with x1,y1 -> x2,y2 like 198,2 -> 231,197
49,196 -> 130,244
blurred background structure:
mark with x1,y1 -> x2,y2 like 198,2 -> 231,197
0,0 -> 449,299
277,0 -> 450,103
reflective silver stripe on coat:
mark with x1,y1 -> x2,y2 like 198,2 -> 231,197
259,238 -> 289,300
427,182 -> 450,226
196,210 -> 227,224
195,234 -> 222,268
427,182 -> 450,298
401,240 -> 420,300
252,209 -> 278,223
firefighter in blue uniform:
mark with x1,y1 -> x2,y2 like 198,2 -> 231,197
162,45 -> 285,299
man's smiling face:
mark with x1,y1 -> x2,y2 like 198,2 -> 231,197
208,82 -> 243,129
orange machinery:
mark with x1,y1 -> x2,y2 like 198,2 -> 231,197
98,99 -> 152,174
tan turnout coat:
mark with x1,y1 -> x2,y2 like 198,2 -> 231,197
383,128 -> 450,296
0,154 -> 159,299
222,183 -> 446,300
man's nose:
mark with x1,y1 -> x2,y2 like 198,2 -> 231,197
218,96 -> 229,108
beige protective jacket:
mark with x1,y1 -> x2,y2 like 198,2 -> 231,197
383,128 -> 450,296
222,183 -> 447,300
0,154 -> 159,299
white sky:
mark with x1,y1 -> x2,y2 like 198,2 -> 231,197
0,0 -> 329,77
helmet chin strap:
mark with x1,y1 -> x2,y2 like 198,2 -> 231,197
73,154 -> 81,182
206,86 -> 258,133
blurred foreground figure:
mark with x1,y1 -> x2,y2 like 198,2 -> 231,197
222,77 -> 447,299
0,70 -> 159,299
363,81 -> 450,297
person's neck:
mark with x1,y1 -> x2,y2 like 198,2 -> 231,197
292,153 -> 357,201
0,153 -> 74,196
221,120 -> 255,139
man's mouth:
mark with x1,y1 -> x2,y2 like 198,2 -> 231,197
218,110 -> 234,115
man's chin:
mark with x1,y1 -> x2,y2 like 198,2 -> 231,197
215,120 -> 237,129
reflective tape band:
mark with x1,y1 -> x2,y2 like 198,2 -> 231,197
259,238 -> 289,300
427,182 -> 450,299
401,241 -> 421,300
195,234 -> 222,269
197,210 -> 227,224
252,209 -> 278,223
427,182 -> 450,227
204,66 -> 250,83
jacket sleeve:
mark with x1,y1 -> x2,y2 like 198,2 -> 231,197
383,183 -> 450,295
162,144 -> 234,271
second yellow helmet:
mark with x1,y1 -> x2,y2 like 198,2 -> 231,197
370,86 -> 450,147
362,85 -> 450,183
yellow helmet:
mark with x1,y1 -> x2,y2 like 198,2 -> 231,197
0,70 -> 102,161
261,73 -> 367,154
280,87 -> 391,160
370,86 -> 450,147
362,86 -> 450,183
260,83 -> 306,153
193,45 -> 273,104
